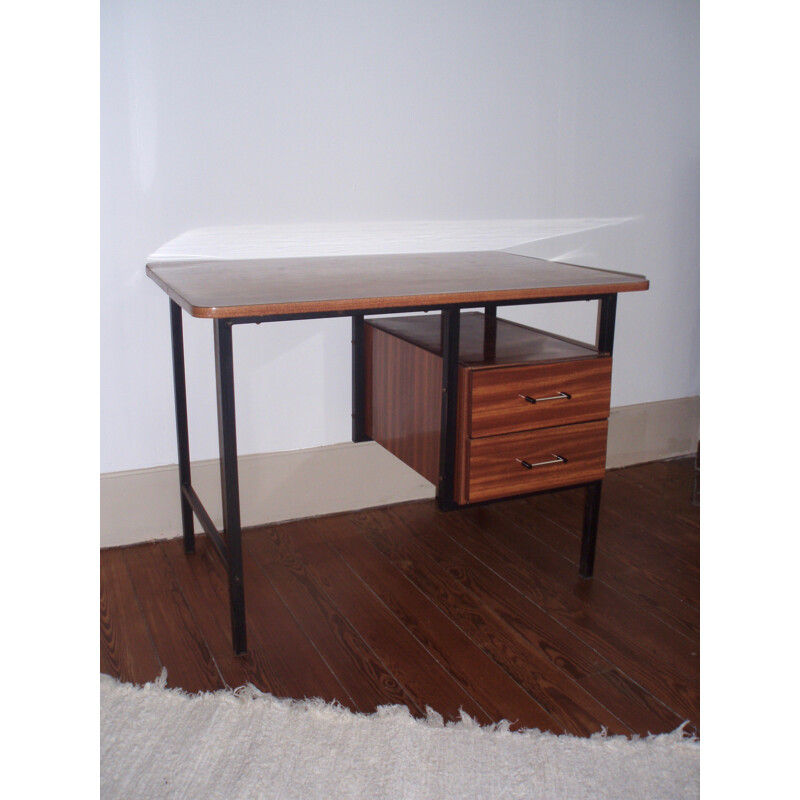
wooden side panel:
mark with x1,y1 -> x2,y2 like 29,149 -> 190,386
365,323 -> 442,484
470,358 -> 612,438
454,367 -> 471,505
365,323 -> 470,493
467,421 -> 608,503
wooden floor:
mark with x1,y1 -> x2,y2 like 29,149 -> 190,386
101,457 -> 699,738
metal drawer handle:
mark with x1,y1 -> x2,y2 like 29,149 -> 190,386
518,391 -> 571,404
516,454 -> 567,469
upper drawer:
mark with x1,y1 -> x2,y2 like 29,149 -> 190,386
469,358 -> 612,438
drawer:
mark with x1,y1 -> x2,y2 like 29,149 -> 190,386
469,358 -> 611,438
466,420 -> 608,503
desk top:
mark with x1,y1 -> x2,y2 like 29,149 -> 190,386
146,250 -> 649,319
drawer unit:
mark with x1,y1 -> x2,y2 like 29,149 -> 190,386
364,312 -> 612,505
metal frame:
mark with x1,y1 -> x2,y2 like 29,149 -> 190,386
213,320 -> 247,654
580,480 -> 603,578
437,308 -> 461,511
168,293 -> 618,654
351,313 -> 369,443
170,301 -> 194,555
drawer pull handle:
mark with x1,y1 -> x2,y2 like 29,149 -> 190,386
516,454 -> 568,469
518,391 -> 571,404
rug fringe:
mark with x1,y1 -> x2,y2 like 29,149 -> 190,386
101,671 -> 697,743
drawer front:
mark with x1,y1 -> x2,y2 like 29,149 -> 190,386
470,358 -> 612,438
467,420 -> 607,503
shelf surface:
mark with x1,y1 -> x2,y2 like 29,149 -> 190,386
146,250 -> 649,319
368,312 -> 602,368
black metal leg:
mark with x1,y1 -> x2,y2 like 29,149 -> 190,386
351,313 -> 370,443
580,480 -> 603,578
437,308 -> 460,511
580,293 -> 617,576
214,320 -> 247,655
170,300 -> 195,554
597,294 -> 617,355
483,304 -> 497,361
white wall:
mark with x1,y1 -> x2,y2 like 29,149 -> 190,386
101,0 -> 698,475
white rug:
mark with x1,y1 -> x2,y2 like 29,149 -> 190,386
100,672 -> 699,800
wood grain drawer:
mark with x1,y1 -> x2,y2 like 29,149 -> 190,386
466,420 -> 608,503
470,358 -> 612,438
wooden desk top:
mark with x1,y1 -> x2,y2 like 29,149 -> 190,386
146,250 -> 649,319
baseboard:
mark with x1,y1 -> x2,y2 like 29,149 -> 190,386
100,441 -> 435,550
101,396 -> 699,548
606,395 -> 699,469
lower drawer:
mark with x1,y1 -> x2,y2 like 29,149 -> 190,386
466,420 -> 608,503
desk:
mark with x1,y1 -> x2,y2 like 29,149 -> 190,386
147,251 -> 649,654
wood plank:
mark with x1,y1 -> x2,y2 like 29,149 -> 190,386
100,548 -> 161,685
613,457 -> 698,497
492,494 -> 701,636
532,486 -> 700,591
387,502 -> 695,734
161,537 -> 296,696
576,669 -> 689,737
248,519 -> 494,725
434,503 -> 700,723
525,478 -> 700,572
606,460 -> 700,531
101,458 -> 697,736
146,251 -> 649,319
602,470 -> 701,550
237,531 -> 357,707
121,543 -> 224,693
243,525 -> 421,714
344,506 -> 632,735
308,513 -> 562,732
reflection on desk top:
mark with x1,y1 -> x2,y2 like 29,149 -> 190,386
146,250 -> 649,319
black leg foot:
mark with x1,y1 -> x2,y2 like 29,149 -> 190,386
580,480 -> 602,578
